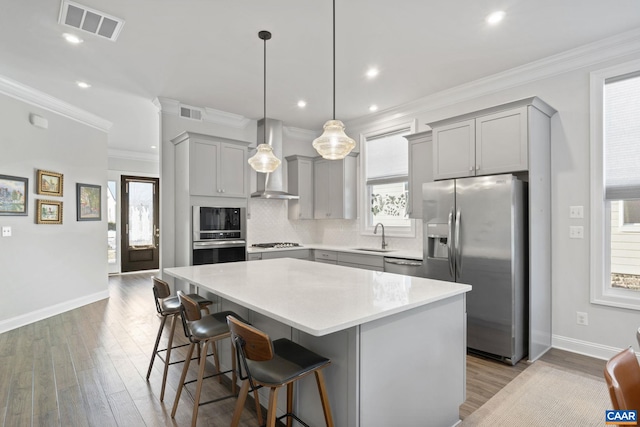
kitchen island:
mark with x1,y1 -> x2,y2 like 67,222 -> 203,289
165,258 -> 471,427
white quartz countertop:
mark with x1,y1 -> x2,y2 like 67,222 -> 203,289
164,258 -> 470,337
247,243 -> 423,261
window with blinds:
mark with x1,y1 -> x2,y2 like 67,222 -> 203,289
604,71 -> 640,293
364,129 -> 411,229
604,72 -> 640,200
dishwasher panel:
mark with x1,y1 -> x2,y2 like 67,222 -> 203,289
383,257 -> 423,277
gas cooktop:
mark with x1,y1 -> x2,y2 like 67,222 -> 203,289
251,242 -> 302,249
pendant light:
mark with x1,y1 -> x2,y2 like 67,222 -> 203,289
312,0 -> 356,160
248,30 -> 282,173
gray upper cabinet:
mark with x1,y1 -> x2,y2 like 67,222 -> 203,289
475,107 -> 528,176
405,130 -> 433,219
432,119 -> 476,180
314,154 -> 357,219
173,132 -> 249,198
430,99 -> 547,180
219,142 -> 248,197
286,155 -> 314,220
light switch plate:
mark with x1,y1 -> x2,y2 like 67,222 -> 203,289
569,226 -> 584,239
569,206 -> 584,219
2,226 -> 11,237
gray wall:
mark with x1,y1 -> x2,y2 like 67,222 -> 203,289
0,92 -> 109,332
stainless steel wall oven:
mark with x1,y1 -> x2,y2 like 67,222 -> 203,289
192,206 -> 246,265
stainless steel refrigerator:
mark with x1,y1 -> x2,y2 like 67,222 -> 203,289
422,174 -> 526,364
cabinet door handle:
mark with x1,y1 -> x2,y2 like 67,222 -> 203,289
476,164 -> 480,171
469,166 -> 474,172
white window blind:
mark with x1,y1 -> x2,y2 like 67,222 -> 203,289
366,130 -> 409,184
604,72 -> 640,200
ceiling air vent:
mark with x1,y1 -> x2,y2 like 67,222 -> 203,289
180,105 -> 203,121
58,0 -> 125,41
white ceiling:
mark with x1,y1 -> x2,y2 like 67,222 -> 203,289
1,0 -> 640,155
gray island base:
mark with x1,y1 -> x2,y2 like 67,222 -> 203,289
165,258 -> 471,427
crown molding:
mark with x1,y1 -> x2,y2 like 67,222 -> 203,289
202,107 -> 251,128
108,148 -> 158,162
347,27 -> 640,129
0,74 -> 112,133
155,96 -> 251,128
284,126 -> 318,139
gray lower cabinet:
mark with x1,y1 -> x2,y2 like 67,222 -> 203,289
247,253 -> 263,261
249,249 -> 311,261
337,253 -> 384,272
313,249 -> 337,264
314,154 -> 357,219
313,250 -> 385,271
262,249 -> 310,260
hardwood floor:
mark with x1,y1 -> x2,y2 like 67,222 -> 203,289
0,271 -> 608,426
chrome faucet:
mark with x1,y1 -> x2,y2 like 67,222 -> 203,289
373,223 -> 388,250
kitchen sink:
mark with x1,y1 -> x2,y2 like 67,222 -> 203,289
353,248 -> 396,253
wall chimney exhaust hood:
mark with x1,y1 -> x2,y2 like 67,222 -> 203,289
250,118 -> 299,200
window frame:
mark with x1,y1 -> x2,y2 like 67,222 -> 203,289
360,120 -> 416,237
590,59 -> 640,310
618,200 -> 640,232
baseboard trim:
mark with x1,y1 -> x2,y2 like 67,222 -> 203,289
0,290 -> 110,334
552,334 -> 632,361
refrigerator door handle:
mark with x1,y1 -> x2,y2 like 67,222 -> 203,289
447,210 -> 455,276
455,209 -> 462,279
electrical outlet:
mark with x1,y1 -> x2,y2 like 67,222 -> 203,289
1,226 -> 11,237
569,226 -> 584,239
577,311 -> 588,326
569,206 -> 584,219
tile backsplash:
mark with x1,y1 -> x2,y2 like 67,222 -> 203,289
248,199 -> 422,251
247,199 -> 318,244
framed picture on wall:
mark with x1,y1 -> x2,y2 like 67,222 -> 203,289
76,183 -> 101,221
36,199 -> 63,224
0,174 -> 28,215
37,170 -> 63,197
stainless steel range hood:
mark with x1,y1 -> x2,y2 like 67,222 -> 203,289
251,118 -> 299,200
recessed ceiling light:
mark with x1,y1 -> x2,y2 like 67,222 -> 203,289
369,105 -> 378,112
297,100 -> 307,108
76,81 -> 91,89
366,68 -> 379,78
63,33 -> 83,44
486,11 -> 506,25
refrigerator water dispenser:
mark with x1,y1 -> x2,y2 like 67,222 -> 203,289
426,223 -> 449,259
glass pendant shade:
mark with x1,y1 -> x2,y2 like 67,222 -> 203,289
312,119 -> 356,160
249,30 -> 281,173
248,143 -> 281,173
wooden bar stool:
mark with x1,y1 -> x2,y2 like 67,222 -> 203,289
604,347 -> 640,410
146,277 -> 212,401
171,292 -> 263,427
227,315 -> 334,427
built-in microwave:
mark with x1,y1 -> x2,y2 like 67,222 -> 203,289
193,206 -> 246,241
192,206 -> 246,265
